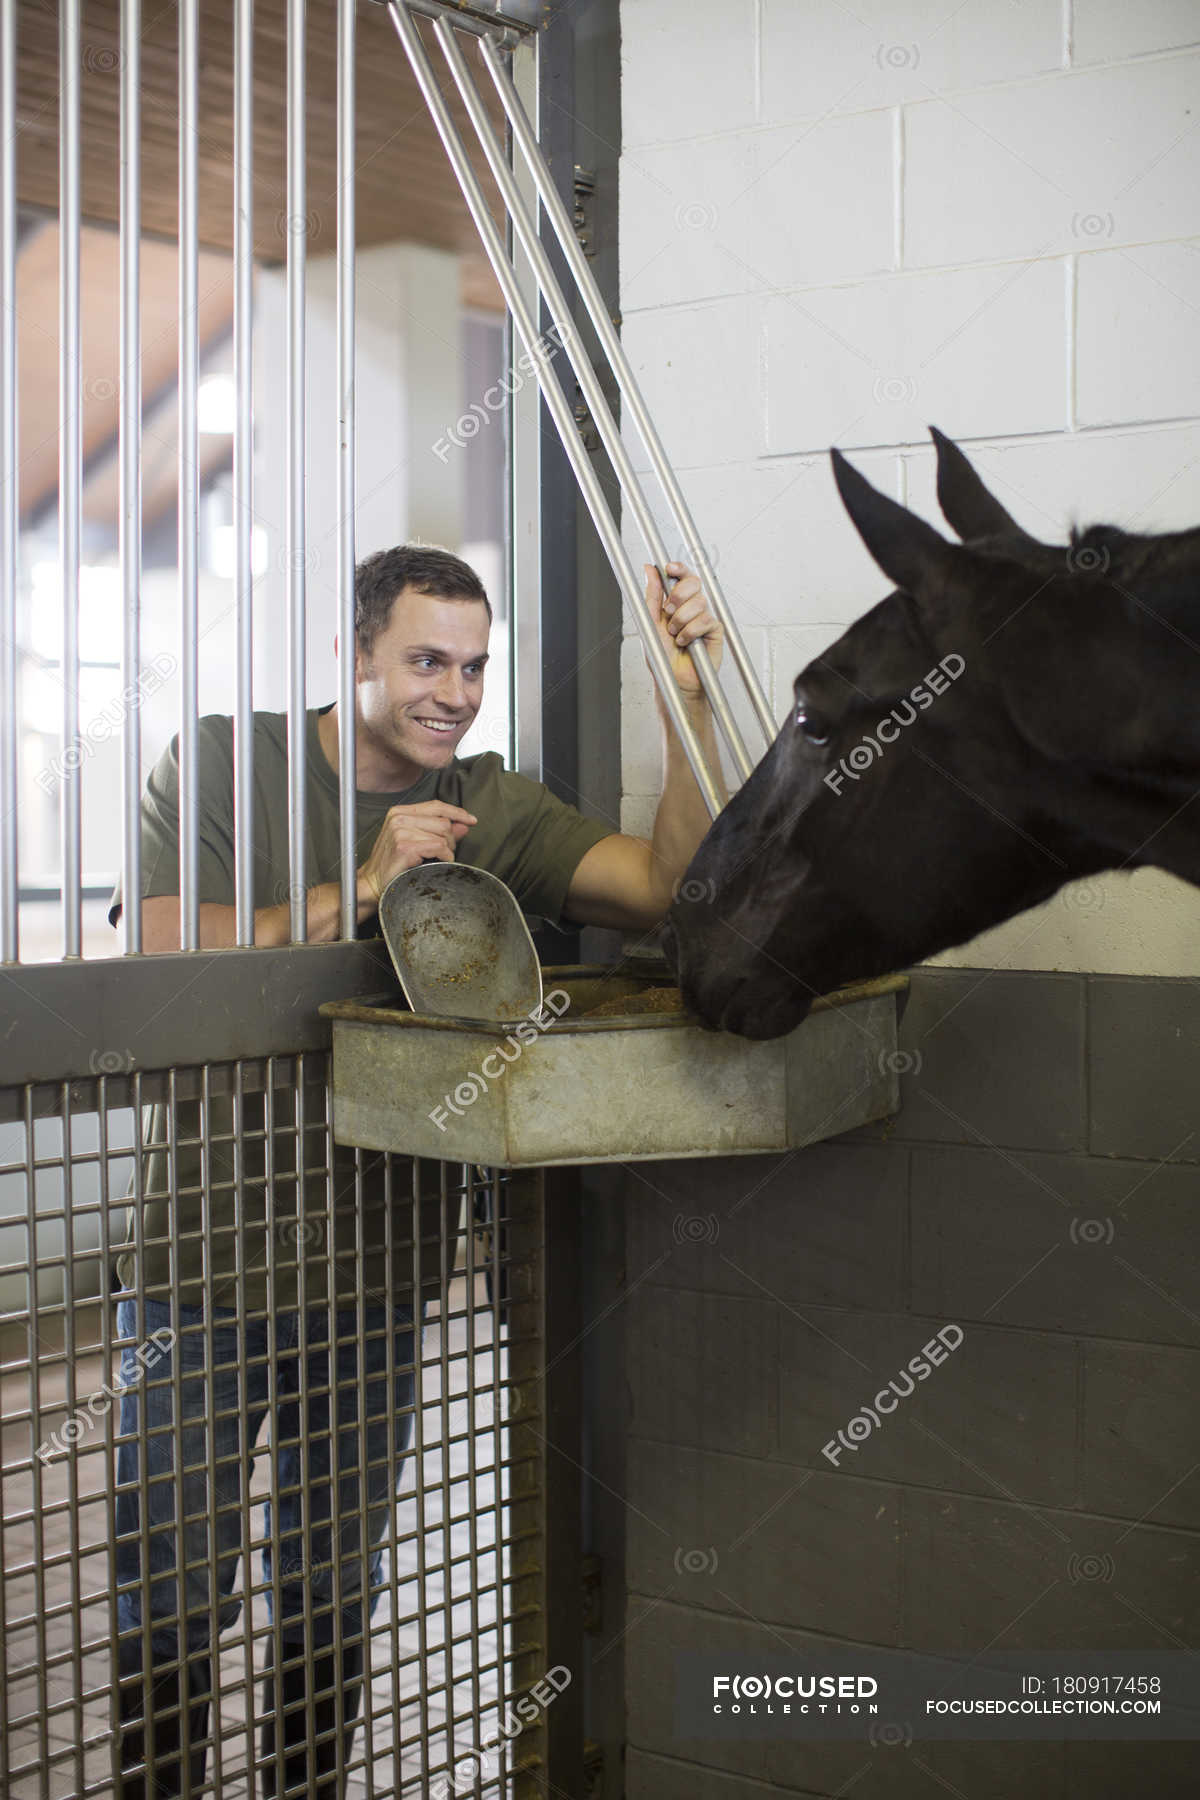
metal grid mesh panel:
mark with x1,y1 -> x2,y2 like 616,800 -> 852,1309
0,1059 -> 544,1799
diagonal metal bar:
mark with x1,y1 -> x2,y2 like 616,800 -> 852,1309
477,31 -> 778,754
385,0 -> 726,817
433,13 -> 755,784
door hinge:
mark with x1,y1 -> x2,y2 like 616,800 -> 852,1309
573,165 -> 596,257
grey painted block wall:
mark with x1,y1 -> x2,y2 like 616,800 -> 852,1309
589,968 -> 1200,1799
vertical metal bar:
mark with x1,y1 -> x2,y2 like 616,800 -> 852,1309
291,1055 -> 317,1780
0,0 -> 18,963
198,1065 -> 224,1794
233,0 -> 255,945
544,1167 -> 585,1790
436,18 -> 753,783
508,1167 -> 583,1796
523,11 -> 580,859
479,32 -> 778,755
263,1059 -> 286,1798
287,0 -> 309,943
386,0 -> 724,819
462,1170 -> 483,1782
178,0 -> 201,950
98,1086 -> 122,1788
380,1150 -> 400,1793
164,1070 -> 196,1797
24,1089 -> 50,1780
326,1093 -> 355,1795
61,1085 -> 85,1793
504,1168 -> 542,1798
486,1169 -> 507,1791
120,0 -> 143,954
337,0 -> 358,941
507,40 -> 542,785
409,1155 -> 432,1788
348,1137 -> 376,1798
129,1071 -> 155,1793
60,0 -> 83,958
437,1160 -> 457,1775
230,1061 -> 260,1797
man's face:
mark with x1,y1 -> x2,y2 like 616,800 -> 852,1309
355,587 -> 490,770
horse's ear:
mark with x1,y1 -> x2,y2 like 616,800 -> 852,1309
831,448 -> 957,598
930,427 -> 1044,550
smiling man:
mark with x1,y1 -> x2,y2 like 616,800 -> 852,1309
107,541 -> 728,1800
128,542 -> 726,952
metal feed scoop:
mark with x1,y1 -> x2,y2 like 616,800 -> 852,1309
378,863 -> 543,1024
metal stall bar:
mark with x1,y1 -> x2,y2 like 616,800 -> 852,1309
433,16 -> 755,785
96,1084 -> 122,1792
58,1085 -> 84,1796
404,1152 -> 433,1790
0,0 -> 17,964
234,0 -> 256,946
21,1085 -> 51,1785
229,1058 -> 261,1795
385,1 -> 725,820
262,1056 -> 287,1800
179,0 -> 201,951
197,1063 -> 226,1797
478,32 -> 778,753
507,37 -> 542,786
343,1136 -> 373,1798
337,0 -> 358,942
287,0 -> 309,944
120,0 -> 144,955
59,0 -> 82,958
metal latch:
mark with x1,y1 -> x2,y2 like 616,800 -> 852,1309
574,392 -> 600,452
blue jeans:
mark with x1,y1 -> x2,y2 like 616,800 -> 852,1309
114,1296 -> 420,1657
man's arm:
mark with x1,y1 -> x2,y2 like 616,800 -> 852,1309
138,800 -> 477,951
140,885 -> 360,952
562,563 -> 729,932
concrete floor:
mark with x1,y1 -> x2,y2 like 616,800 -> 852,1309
2,1275 -> 516,1799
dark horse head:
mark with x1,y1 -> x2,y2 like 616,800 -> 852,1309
666,428 -> 1200,1039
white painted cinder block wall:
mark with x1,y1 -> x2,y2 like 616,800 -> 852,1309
618,0 -> 1200,975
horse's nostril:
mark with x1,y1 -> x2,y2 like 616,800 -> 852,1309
659,917 -> 679,973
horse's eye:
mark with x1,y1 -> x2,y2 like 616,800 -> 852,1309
795,704 -> 830,746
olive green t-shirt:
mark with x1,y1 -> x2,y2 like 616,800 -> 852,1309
108,706 -> 616,1312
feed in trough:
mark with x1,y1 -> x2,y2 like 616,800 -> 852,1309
580,984 -> 686,1020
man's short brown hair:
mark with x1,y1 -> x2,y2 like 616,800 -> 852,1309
355,545 -> 492,657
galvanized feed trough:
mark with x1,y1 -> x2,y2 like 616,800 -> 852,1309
321,965 -> 906,1168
